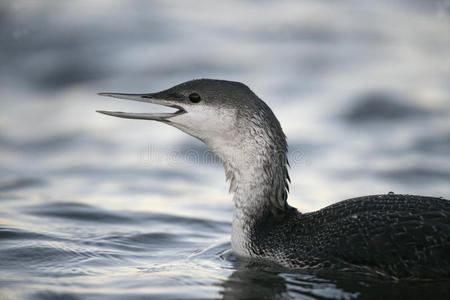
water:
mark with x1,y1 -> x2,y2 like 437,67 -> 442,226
1,0 -> 449,299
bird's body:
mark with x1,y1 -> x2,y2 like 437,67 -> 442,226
248,194 -> 449,279
98,79 -> 450,279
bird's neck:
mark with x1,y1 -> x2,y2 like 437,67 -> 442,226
207,131 -> 290,256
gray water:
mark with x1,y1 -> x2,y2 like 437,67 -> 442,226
1,1 -> 449,299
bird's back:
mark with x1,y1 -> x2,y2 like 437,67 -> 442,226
251,194 -> 450,279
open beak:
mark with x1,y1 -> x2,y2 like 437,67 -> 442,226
96,93 -> 186,121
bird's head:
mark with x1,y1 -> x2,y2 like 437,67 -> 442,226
98,79 -> 256,143
98,79 -> 285,151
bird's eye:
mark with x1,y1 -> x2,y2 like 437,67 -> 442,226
188,93 -> 201,103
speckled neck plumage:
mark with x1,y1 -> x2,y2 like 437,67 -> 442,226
204,98 -> 292,256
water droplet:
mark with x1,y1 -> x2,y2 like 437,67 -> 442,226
388,191 -> 395,195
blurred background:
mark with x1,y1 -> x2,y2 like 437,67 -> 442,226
1,0 -> 448,211
0,0 -> 449,298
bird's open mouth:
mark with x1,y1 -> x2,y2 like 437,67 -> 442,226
97,93 -> 186,121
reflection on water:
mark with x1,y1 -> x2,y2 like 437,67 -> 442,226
0,0 -> 449,299
221,260 -> 450,300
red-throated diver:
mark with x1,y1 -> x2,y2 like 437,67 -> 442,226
97,79 -> 450,279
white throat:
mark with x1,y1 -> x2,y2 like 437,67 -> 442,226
171,94 -> 291,257
205,124 -> 290,257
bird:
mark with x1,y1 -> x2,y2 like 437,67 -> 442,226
98,79 -> 450,280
